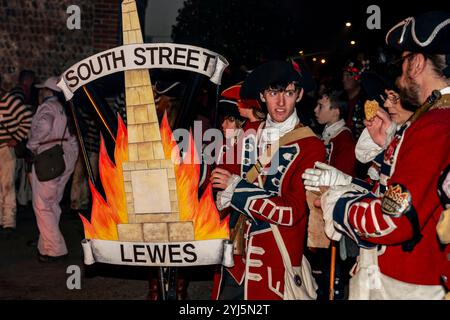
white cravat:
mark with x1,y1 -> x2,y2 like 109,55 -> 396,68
260,109 -> 300,146
216,110 -> 300,210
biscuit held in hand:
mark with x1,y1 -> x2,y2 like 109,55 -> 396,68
364,99 -> 380,121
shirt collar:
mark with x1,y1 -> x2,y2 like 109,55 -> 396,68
322,119 -> 346,144
261,109 -> 300,144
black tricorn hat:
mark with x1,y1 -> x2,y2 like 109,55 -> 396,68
385,11 -> 450,54
218,99 -> 242,119
240,60 -> 307,100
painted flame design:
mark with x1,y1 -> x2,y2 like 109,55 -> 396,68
80,116 -> 128,240
160,113 -> 229,240
81,113 -> 229,241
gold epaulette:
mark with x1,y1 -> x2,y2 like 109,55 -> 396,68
409,93 -> 450,123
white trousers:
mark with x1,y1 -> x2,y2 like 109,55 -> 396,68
349,248 -> 446,300
0,146 -> 16,228
31,146 -> 78,257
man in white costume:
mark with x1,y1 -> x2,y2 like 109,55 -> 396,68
27,77 -> 79,262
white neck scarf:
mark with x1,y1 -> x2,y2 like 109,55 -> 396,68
260,109 -> 300,145
321,119 -> 346,144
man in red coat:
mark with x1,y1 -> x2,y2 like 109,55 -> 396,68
303,11 -> 450,299
210,60 -> 325,300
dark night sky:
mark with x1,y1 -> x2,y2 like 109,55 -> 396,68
294,0 -> 448,54
171,0 -> 448,71
268,0 -> 449,79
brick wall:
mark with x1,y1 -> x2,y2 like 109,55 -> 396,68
0,0 -> 120,90
93,1 -> 120,52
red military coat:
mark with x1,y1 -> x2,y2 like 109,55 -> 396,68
212,121 -> 325,299
332,103 -> 450,288
326,127 -> 356,176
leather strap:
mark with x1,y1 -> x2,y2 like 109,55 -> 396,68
246,126 -> 316,183
229,126 -> 316,249
39,138 -> 68,145
409,93 -> 450,123
39,122 -> 68,146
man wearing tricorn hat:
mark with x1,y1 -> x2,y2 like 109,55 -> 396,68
303,11 -> 450,299
206,84 -> 260,300
210,60 -> 325,300
220,83 -> 265,123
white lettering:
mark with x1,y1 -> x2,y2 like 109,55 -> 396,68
366,5 -> 381,30
66,265 -> 81,289
179,304 -> 213,317
66,5 -> 81,30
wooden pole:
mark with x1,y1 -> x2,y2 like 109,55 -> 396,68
329,241 -> 337,300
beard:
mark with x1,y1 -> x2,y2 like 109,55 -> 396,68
396,75 -> 421,108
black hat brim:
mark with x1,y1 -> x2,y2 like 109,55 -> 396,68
240,60 -> 307,100
386,11 -> 450,54
218,100 -> 242,119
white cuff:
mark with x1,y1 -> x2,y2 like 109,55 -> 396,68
383,122 -> 397,149
355,128 -> 384,163
320,185 -> 355,241
340,174 -> 353,186
216,174 -> 242,210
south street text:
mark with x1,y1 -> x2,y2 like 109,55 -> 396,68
64,45 -> 216,89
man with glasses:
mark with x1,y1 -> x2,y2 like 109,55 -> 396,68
303,11 -> 450,299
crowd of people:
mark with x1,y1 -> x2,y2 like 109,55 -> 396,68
0,10 -> 448,300
207,11 -> 449,300
0,71 -> 99,263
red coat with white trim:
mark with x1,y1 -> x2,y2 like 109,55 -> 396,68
332,105 -> 450,287
327,127 -> 356,176
213,121 -> 326,299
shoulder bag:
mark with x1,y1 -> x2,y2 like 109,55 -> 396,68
33,124 -> 67,182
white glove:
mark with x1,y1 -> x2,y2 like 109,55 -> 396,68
302,161 -> 352,192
